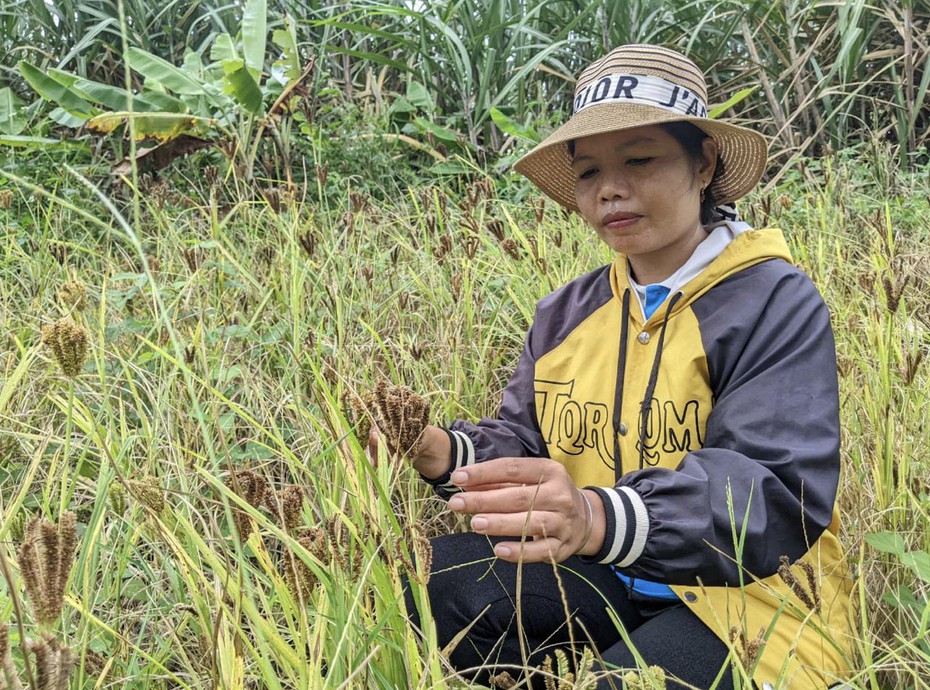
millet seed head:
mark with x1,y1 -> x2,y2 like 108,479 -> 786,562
16,512 -> 77,626
489,671 -> 517,689
108,482 -> 128,515
0,189 -> 12,210
28,633 -> 74,690
365,380 -> 431,458
128,476 -> 165,514
777,555 -> 820,614
225,471 -> 266,538
341,391 -> 372,443
58,281 -> 87,311
284,527 -> 330,598
41,318 -> 88,377
0,624 -> 20,690
267,486 -> 304,531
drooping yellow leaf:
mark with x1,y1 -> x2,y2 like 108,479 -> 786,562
86,112 -> 215,141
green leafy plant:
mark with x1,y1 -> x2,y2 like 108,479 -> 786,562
16,0 -> 311,183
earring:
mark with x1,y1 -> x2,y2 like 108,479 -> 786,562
700,186 -> 706,204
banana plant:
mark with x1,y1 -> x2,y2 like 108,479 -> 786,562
17,0 -> 311,183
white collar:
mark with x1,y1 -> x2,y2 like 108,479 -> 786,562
628,220 -> 753,320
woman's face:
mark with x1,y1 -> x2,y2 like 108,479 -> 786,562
571,125 -> 717,283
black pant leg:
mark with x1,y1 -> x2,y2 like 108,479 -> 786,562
596,604 -> 736,690
405,533 -> 642,687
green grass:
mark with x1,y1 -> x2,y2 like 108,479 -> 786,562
0,144 -> 928,688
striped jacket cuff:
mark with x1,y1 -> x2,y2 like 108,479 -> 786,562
420,429 -> 475,496
585,486 -> 650,566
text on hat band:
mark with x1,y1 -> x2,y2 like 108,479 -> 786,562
573,73 -> 708,119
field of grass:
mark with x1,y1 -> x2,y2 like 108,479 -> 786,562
0,142 -> 928,688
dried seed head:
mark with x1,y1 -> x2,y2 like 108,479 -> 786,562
127,476 -> 165,514
41,318 -> 88,377
902,349 -> 925,385
392,535 -> 415,577
28,633 -> 74,690
489,671 -> 517,689
16,512 -> 77,625
882,274 -> 910,313
0,189 -> 13,210
341,210 -> 354,234
283,525 -> 334,598
302,527 -> 330,562
365,380 -> 431,458
230,471 -> 266,508
0,625 -> 9,672
267,486 -> 304,531
527,236 -> 539,260
341,391 -> 373,444
729,625 -> 766,670
413,526 -> 432,585
298,228 -> 318,257
225,470 -> 266,538
0,628 -> 19,690
745,627 -> 766,669
58,281 -> 87,311
432,235 -> 452,263
777,555 -> 820,614
836,354 -> 854,379
262,187 -> 282,213
486,219 -> 505,241
533,197 -> 546,225
541,653 -> 555,690
622,666 -> 666,690
500,239 -> 521,260
315,162 -> 329,187
47,241 -> 67,266
81,649 -> 106,677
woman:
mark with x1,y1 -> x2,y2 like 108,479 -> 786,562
394,44 -> 854,689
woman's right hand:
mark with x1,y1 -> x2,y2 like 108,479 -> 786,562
368,424 -> 451,479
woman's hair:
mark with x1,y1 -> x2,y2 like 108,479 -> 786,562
657,122 -> 726,225
565,123 -> 727,225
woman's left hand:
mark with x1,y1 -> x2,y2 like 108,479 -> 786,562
446,457 -> 603,563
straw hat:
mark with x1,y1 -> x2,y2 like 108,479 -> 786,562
514,44 -> 768,210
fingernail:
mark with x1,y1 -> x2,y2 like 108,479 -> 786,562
471,516 -> 488,532
494,545 -> 511,558
451,470 -> 467,485
448,496 -> 465,511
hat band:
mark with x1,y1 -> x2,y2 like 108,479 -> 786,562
573,73 -> 708,119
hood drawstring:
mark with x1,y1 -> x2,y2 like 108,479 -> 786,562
612,289 -> 631,484
638,292 -> 683,469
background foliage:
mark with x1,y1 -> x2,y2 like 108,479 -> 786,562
2,0 -> 929,177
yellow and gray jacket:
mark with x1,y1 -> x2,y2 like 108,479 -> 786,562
429,227 -> 854,688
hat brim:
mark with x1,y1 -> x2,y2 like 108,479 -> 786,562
514,104 -> 768,210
